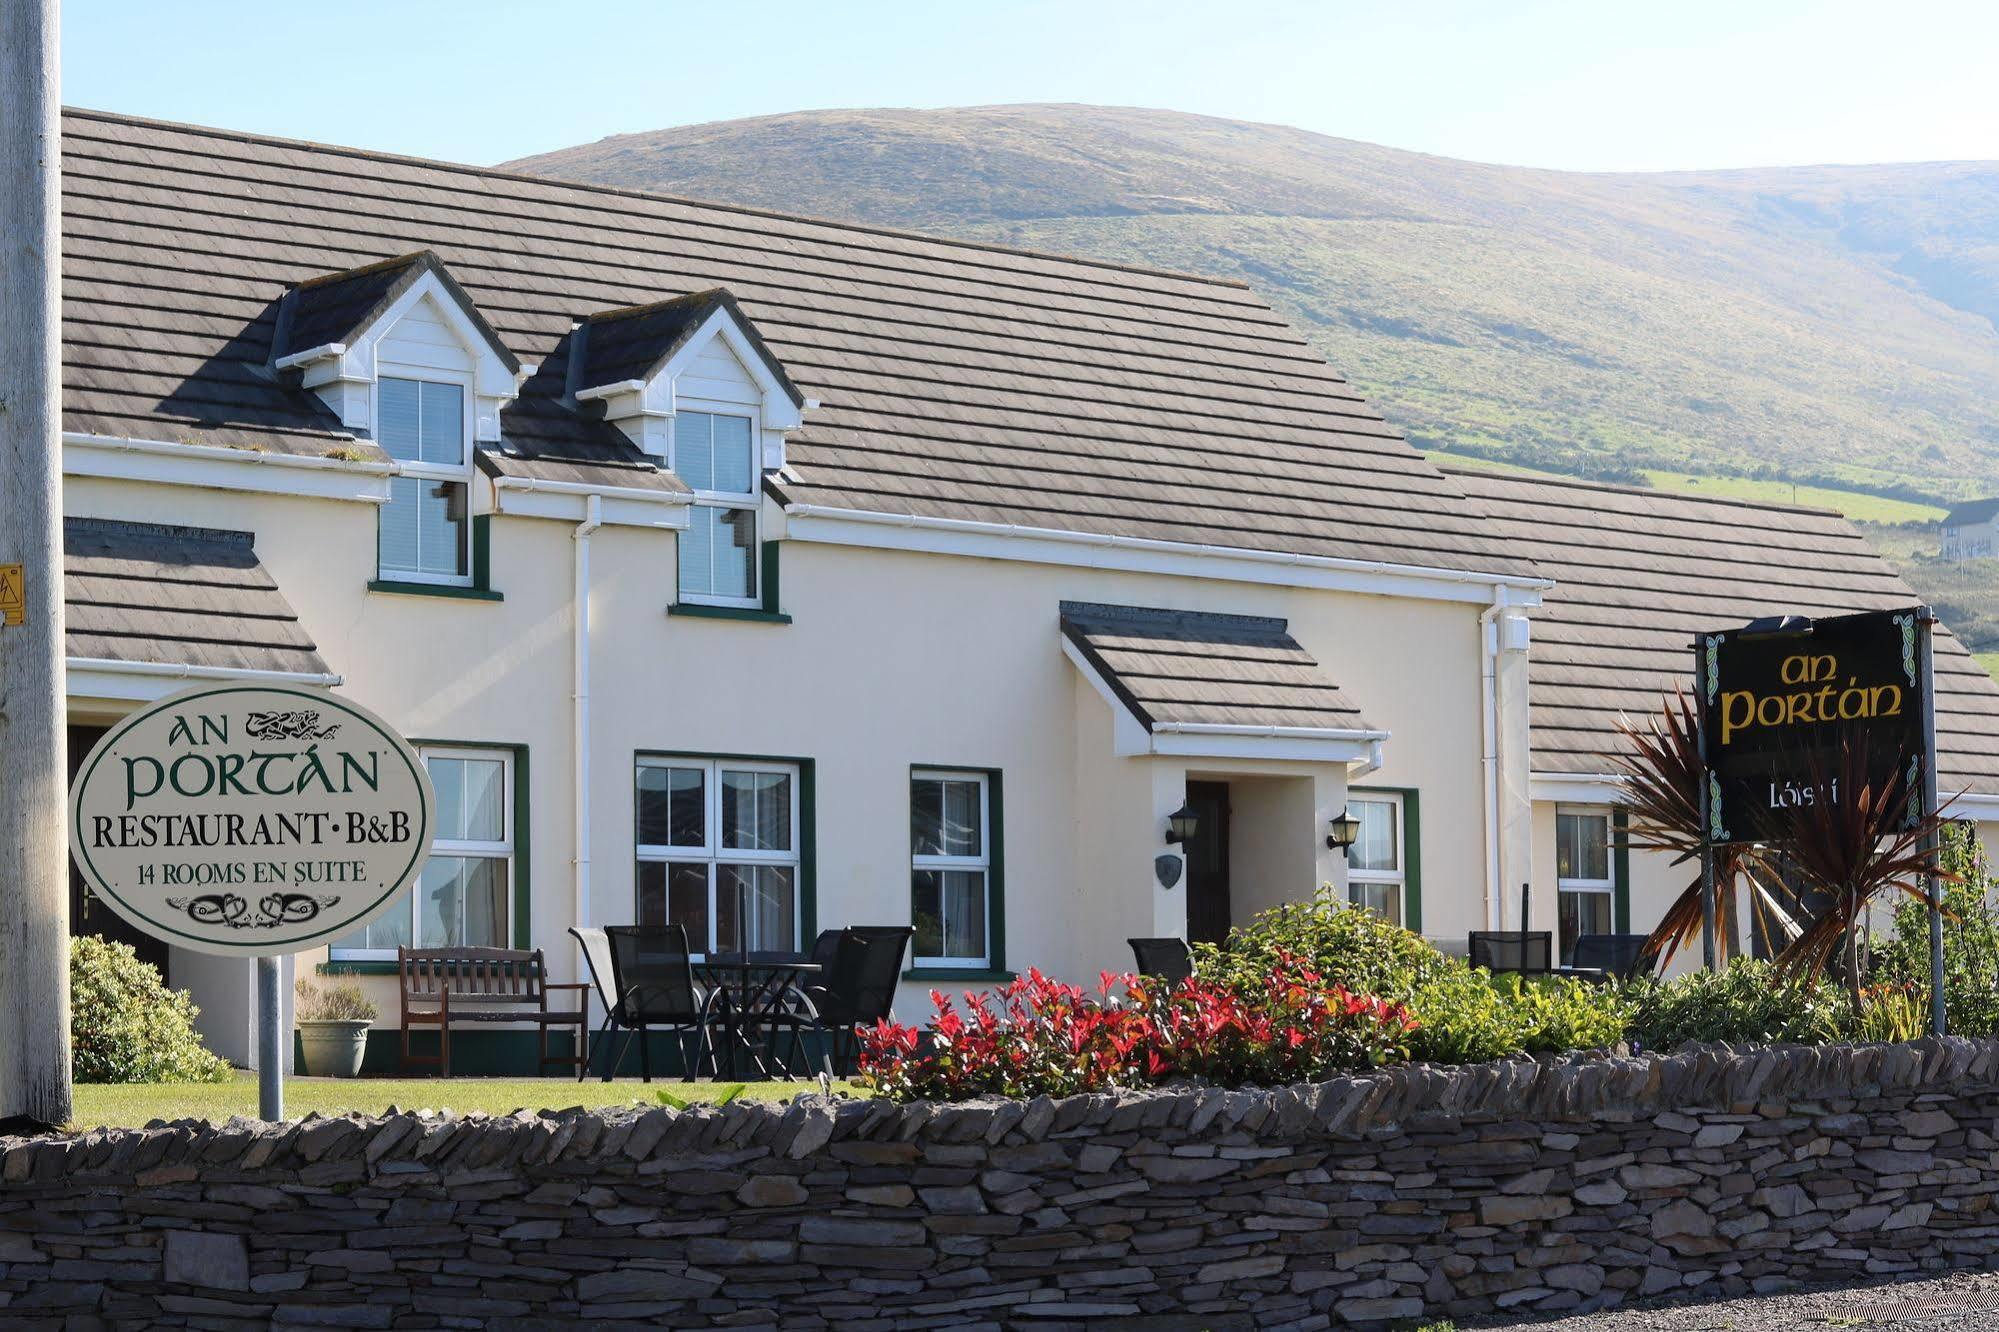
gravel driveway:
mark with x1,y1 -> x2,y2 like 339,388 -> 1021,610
1473,1269 -> 1999,1330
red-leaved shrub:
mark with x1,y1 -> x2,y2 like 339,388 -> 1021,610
856,953 -> 1417,1101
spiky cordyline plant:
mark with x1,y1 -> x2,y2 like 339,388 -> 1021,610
1764,735 -> 1953,1013
1608,691 -> 1796,969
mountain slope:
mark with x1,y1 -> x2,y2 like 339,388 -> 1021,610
505,105 -> 1999,501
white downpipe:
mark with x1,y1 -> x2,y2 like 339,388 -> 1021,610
1480,592 -> 1505,932
572,495 -> 603,985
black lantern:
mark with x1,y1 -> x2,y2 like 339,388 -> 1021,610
1326,807 -> 1363,851
1164,802 -> 1199,845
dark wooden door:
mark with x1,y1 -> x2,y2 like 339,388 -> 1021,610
67,724 -> 171,979
1183,781 -> 1232,946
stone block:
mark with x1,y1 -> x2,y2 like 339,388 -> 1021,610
164,1230 -> 248,1292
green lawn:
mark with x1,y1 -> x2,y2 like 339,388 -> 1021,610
1977,653 -> 1999,681
1637,469 -> 1946,525
69,1071 -> 862,1129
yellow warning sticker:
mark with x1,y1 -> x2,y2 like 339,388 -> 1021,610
0,564 -> 23,626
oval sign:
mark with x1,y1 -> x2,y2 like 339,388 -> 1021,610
69,683 -> 434,956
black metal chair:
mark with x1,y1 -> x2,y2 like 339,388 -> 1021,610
1128,937 -> 1193,985
578,924 -> 714,1083
1567,933 -> 1656,984
1468,930 -> 1553,975
808,926 -> 913,1075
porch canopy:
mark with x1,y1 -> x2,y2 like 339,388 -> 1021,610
64,517 -> 334,688
1059,600 -> 1388,764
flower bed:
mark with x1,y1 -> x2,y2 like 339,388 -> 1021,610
859,957 -> 1415,1100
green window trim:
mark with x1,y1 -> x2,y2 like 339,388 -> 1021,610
1612,806 -> 1632,933
322,739 -> 529,960
668,540 -> 788,623
369,516 -> 502,601
633,750 -> 817,945
1349,785 -> 1421,935
909,764 -> 1005,974
668,604 -> 791,624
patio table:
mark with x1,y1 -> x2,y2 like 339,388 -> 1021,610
694,956 -> 824,1080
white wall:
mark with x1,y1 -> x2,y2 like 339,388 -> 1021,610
65,470 -> 1502,1045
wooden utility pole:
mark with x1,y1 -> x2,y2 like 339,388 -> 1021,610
0,0 -> 71,1130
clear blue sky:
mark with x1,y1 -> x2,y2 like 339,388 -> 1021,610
59,0 -> 1999,172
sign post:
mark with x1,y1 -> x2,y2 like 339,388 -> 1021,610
1694,607 -> 1942,1019
69,683 -> 433,1117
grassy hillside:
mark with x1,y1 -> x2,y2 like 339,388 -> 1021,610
507,105 -> 1999,503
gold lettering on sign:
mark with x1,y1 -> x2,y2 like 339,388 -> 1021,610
1718,651 -> 1906,745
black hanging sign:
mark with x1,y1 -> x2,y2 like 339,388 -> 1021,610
1695,607 -> 1930,845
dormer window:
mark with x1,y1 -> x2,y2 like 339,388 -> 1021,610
675,409 -> 759,604
565,288 -> 808,617
272,252 -> 526,598
378,376 -> 471,583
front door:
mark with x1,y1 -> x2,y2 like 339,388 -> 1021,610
67,724 -> 171,979
1183,781 -> 1232,946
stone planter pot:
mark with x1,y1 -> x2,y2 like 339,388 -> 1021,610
296,1019 -> 371,1078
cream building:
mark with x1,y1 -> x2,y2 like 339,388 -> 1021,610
53,111 -> 1999,1072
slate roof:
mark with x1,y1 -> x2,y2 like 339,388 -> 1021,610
1059,601 -> 1378,733
1944,499 -> 1999,527
1449,470 -> 1999,796
568,289 -> 802,404
64,518 -> 329,676
60,108 -> 1530,579
277,250 -> 520,373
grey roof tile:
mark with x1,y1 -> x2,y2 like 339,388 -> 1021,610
60,109 -> 1529,578
1451,469 -> 1999,796
63,517 -> 329,676
1060,601 -> 1374,733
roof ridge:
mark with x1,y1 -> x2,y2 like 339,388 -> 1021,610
62,106 -> 1259,295
1441,464 -> 1851,521
292,250 -> 428,290
64,515 -> 254,546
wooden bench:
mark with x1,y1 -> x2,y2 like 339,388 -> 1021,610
397,946 -> 588,1077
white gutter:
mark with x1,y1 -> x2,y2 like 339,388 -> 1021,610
66,657 -> 344,688
1149,721 -> 1392,743
1480,591 -> 1505,932
273,342 -> 347,370
491,474 -> 692,505
785,504 -> 1553,595
64,432 -> 396,475
573,379 -> 649,402
571,494 -> 603,987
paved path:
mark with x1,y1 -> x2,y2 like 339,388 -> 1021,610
1475,1269 -> 1999,1331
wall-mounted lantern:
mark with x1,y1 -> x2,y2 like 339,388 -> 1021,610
1164,802 -> 1199,846
1325,807 -> 1363,852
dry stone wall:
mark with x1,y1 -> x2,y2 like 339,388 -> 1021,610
6,1038 -> 1999,1328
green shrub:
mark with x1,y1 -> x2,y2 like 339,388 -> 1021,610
1196,890 -> 1630,1063
1192,888 -> 1455,1000
1875,823 -> 1999,1036
1626,959 -> 1848,1049
70,935 -> 232,1084
1496,973 -> 1634,1055
294,976 -> 377,1023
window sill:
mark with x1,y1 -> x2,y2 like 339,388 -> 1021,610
668,603 -> 791,624
904,967 -> 1016,983
318,960 -> 399,975
368,579 -> 503,602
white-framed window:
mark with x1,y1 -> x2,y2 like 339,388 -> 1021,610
1556,805 -> 1615,964
331,746 -> 512,958
911,770 -> 991,967
635,757 -> 798,953
1346,793 -> 1406,926
673,409 -> 760,607
377,374 -> 472,584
